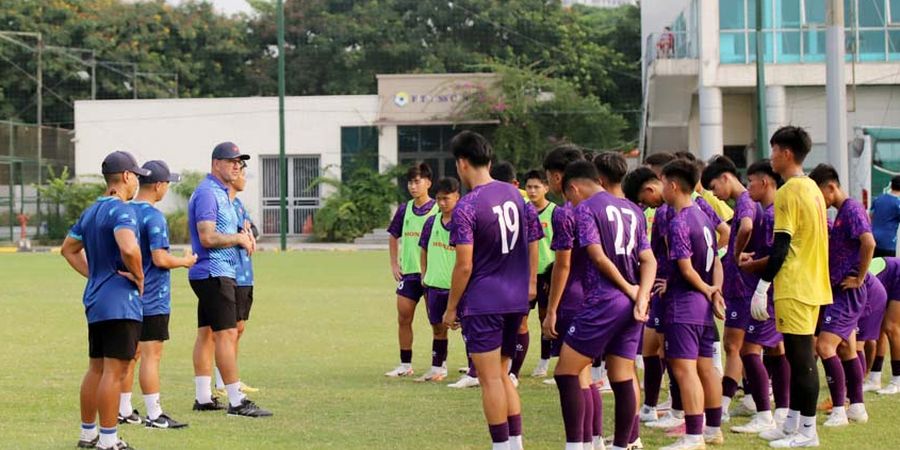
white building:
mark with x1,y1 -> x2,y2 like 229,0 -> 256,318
74,73 -> 496,237
564,0 -> 638,7
641,0 -> 900,171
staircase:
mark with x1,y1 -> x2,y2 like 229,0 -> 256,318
354,228 -> 391,246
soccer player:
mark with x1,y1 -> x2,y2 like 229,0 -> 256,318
869,175 -> 900,257
442,131 -> 543,450
732,160 -> 791,433
658,159 -> 726,450
873,257 -> 900,394
416,177 -> 461,382
751,126 -> 830,448
858,271 -> 887,389
116,160 -> 195,430
188,142 -> 270,417
524,169 -> 557,378
553,160 -> 656,450
808,163 -> 873,427
385,163 -> 438,377
61,151 -> 150,450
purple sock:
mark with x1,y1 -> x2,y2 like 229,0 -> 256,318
509,332 -> 529,377
705,407 -> 723,428
467,355 -> 478,378
611,379 -> 636,448
742,354 -> 772,411
582,389 -> 594,444
722,376 -> 739,399
555,375 -> 584,443
629,414 -> 640,444
488,422 -> 509,443
685,414 -> 704,436
872,355 -> 885,372
893,360 -> 900,376
771,354 -> 791,409
541,336 -> 552,360
670,374 -> 683,411
508,414 -> 522,437
591,384 -> 603,437
400,349 -> 412,364
844,358 -> 865,404
432,339 -> 448,368
643,355 -> 663,407
822,356 -> 847,407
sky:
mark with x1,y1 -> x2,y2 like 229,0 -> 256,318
167,0 -> 255,15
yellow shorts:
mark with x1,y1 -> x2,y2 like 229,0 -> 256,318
774,299 -> 820,335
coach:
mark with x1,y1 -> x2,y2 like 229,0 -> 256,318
188,142 -> 271,418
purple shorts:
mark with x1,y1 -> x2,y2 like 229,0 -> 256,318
461,313 -> 522,356
530,272 -> 552,310
647,293 -> 665,331
396,273 -> 425,301
425,288 -> 449,325
819,285 -> 866,341
858,275 -> 888,341
745,317 -> 783,348
664,323 -> 717,360
550,311 -> 577,357
725,295 -> 750,330
564,296 -> 643,361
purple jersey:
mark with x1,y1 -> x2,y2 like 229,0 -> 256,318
577,192 -> 650,307
665,204 -> 717,327
829,198 -> 872,286
386,199 -> 437,238
550,203 -> 587,315
740,203 -> 775,289
876,257 -> 900,300
651,204 -> 672,280
723,192 -> 763,301
450,181 -> 543,316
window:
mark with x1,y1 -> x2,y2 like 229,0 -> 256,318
721,0 -> 746,29
803,29 -> 827,61
805,0 -> 826,23
721,31 -> 748,63
777,0 -> 802,28
892,0 -> 900,22
341,127 -> 379,182
859,30 -> 887,60
859,0 -> 888,27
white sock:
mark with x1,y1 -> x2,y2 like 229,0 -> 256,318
799,414 -> 817,438
593,435 -> 603,447
98,428 -> 117,448
868,371 -> 882,382
493,441 -> 511,450
509,435 -> 523,450
143,393 -> 162,421
565,443 -> 583,450
118,392 -> 133,417
673,409 -> 685,419
784,409 -> 799,432
758,410 -> 774,421
79,423 -> 98,442
685,434 -> 704,443
214,367 -> 225,390
721,395 -> 732,413
431,365 -> 443,373
225,382 -> 246,407
636,354 -> 644,370
195,376 -> 212,404
832,405 -> 846,415
591,366 -> 602,382
892,375 -> 900,384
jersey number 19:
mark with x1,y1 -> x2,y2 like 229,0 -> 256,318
493,201 -> 520,254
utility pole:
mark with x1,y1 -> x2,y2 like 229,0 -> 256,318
277,0 -> 287,250
36,33 -> 42,188
827,0 -> 848,183
755,0 -> 768,159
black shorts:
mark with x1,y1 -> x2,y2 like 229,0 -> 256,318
875,247 -> 896,258
236,286 -> 254,322
88,319 -> 141,360
530,272 -> 552,310
140,314 -> 170,342
190,277 -> 238,332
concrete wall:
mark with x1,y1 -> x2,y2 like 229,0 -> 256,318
784,85 -> 900,147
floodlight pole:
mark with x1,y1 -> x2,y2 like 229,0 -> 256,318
826,0 -> 849,184
754,0 -> 768,159
277,0 -> 287,250
36,33 -> 42,188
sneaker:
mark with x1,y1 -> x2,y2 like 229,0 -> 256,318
117,409 -> 143,425
239,381 -> 259,393
659,435 -> 706,450
639,405 -> 658,423
769,433 -> 819,448
145,413 -> 188,429
877,379 -> 900,395
77,436 -> 99,448
665,423 -> 686,437
628,437 -> 644,449
646,411 -> 685,429
97,440 -> 135,450
703,428 -> 724,445
531,360 -> 549,378
721,410 -> 730,424
730,395 -> 756,417
760,426 -> 794,441
448,375 -> 480,388
226,398 -> 273,418
773,408 -> 789,428
863,378 -> 882,393
384,364 -> 414,377
214,387 -> 227,398
731,413 -> 776,434
543,378 -> 557,386
823,409 -> 849,427
414,367 -> 448,382
657,397 -> 672,411
847,403 -> 868,423
192,398 -> 225,411
458,366 -> 469,374
508,373 -> 520,388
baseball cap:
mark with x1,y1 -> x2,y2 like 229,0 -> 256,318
101,151 -> 151,176
139,160 -> 182,184
211,142 -> 250,161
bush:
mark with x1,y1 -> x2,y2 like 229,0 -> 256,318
172,170 -> 205,201
37,167 -> 106,241
313,166 -> 401,242
166,209 -> 190,244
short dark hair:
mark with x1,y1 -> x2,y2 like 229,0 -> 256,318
644,152 -> 675,168
103,172 -> 124,185
524,169 -> 548,185
892,175 -> 900,191
543,144 -> 584,173
434,177 -> 460,195
809,163 -> 840,187
770,126 -> 812,163
490,161 -> 517,184
700,155 -> 738,190
746,159 -> 783,187
594,152 -> 628,184
673,151 -> 697,162
562,160 -> 600,191
406,162 -> 433,181
661,159 -> 699,193
450,131 -> 493,167
622,167 -> 659,204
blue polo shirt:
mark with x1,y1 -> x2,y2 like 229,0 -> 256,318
233,197 -> 254,287
871,192 -> 900,251
68,197 -> 143,324
133,201 -> 172,316
188,175 -> 240,280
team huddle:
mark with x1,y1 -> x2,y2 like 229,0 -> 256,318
61,143 -> 270,450
384,127 -> 900,449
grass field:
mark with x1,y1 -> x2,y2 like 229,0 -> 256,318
2,251 -> 899,449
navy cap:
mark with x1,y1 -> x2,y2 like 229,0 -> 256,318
139,160 -> 181,184
101,151 -> 151,176
211,142 -> 250,161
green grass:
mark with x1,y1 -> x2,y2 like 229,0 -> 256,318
1,251 -> 899,449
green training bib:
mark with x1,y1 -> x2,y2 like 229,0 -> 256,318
423,216 -> 456,289
399,200 -> 438,274
537,203 -> 556,274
